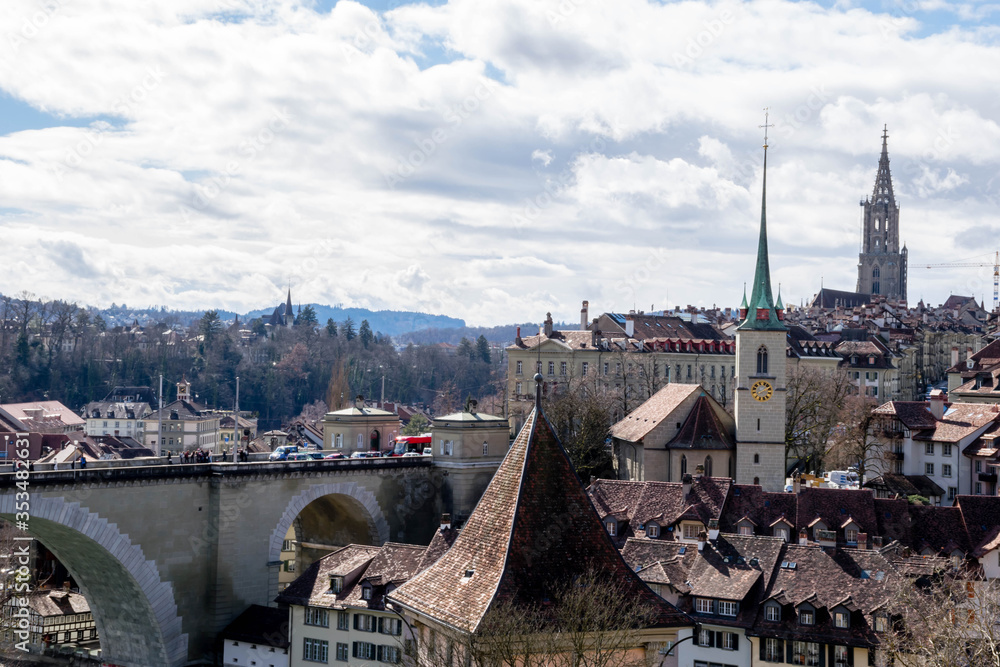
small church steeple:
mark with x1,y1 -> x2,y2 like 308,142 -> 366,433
739,110 -> 786,332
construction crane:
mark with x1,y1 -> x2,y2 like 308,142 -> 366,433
920,251 -> 1000,312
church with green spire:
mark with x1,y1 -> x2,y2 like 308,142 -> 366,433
734,120 -> 789,493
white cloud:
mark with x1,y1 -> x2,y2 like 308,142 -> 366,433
0,0 -> 997,325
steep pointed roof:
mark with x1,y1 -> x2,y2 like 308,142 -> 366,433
388,376 -> 688,633
666,393 -> 734,450
285,289 -> 294,318
738,134 -> 785,332
871,125 -> 896,206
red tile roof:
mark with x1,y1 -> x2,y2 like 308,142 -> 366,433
610,384 -> 701,442
666,394 -> 734,451
389,405 -> 689,632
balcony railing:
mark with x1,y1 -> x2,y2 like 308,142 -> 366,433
888,451 -> 904,461
978,472 -> 998,484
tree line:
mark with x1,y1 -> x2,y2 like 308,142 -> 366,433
0,293 -> 502,429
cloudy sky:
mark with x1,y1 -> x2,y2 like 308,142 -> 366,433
0,0 -> 998,326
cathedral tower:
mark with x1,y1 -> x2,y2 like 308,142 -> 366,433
735,118 -> 788,492
857,126 -> 907,302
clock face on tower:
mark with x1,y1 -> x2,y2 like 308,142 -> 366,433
750,380 -> 773,402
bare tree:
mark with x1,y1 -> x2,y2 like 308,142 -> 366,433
880,575 -> 1000,667
826,395 -> 886,480
785,366 -> 853,471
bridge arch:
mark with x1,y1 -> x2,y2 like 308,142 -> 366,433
0,495 -> 186,667
269,482 -> 390,586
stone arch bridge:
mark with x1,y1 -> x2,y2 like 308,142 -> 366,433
0,458 -> 444,666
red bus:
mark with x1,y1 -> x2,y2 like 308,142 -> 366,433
393,434 -> 431,455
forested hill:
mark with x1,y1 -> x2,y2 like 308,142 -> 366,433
244,305 -> 464,337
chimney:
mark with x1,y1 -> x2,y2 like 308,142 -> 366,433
708,519 -> 720,541
355,395 -> 365,409
951,346 -> 959,367
440,513 -> 452,531
543,313 -> 554,338
591,321 -> 601,348
872,535 -> 883,549
515,326 -> 522,346
792,473 -> 801,495
625,316 -> 634,338
928,390 -> 946,420
697,530 -> 707,552
799,529 -> 809,546
581,300 -> 589,329
682,473 -> 692,498
857,532 -> 868,550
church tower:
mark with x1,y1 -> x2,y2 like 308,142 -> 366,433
735,117 -> 788,492
857,126 -> 907,302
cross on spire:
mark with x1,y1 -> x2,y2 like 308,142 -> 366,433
760,107 -> 774,149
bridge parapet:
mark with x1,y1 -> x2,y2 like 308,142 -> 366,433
0,457 -> 433,487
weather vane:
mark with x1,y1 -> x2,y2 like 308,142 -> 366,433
759,107 -> 773,148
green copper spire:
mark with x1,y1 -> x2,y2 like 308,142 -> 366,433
740,283 -> 748,310
739,110 -> 786,332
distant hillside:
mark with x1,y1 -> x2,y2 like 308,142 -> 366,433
245,304 -> 465,337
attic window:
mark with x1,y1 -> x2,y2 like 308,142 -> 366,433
329,576 -> 344,594
361,586 -> 372,600
606,520 -> 617,536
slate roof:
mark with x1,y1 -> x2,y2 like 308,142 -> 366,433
363,543 -> 428,587
610,383 -> 701,443
415,526 -> 459,572
666,394 -> 734,451
588,477 -> 731,544
275,544 -> 380,608
26,590 -> 91,617
917,404 -> 999,443
873,401 -> 938,430
753,545 -> 893,648
794,488 -> 879,542
221,604 -> 289,649
719,485 -> 797,535
604,314 -> 729,342
810,289 -> 871,309
864,474 -> 945,499
388,401 -> 689,633
512,330 -> 594,350
0,401 -> 85,432
955,496 -> 1000,558
947,338 -> 1000,375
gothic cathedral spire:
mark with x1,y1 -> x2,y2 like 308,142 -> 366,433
857,126 -> 907,302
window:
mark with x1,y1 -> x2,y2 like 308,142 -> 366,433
835,611 -> 849,628
377,645 -> 401,664
875,616 -> 888,632
336,643 -> 349,662
330,576 -> 344,594
948,486 -> 957,500
441,440 -> 453,456
721,632 -> 737,650
976,482 -> 983,495
776,526 -> 789,542
757,346 -> 768,375
943,443 -> 952,456
305,608 -> 330,627
833,645 -> 849,666
604,362 -> 609,376
378,617 -> 402,636
357,434 -> 363,449
799,609 -> 814,625
697,628 -> 713,646
764,638 -> 783,662
352,642 -> 376,660
765,604 -> 780,621
515,382 -> 522,394
846,528 -> 858,545
753,453 -> 760,465
718,600 -> 738,616
582,362 -> 589,375
646,524 -> 660,538
482,442 -> 489,456
925,442 -> 934,455
616,363 -> 622,375
925,463 -> 934,476
354,614 -> 377,633
303,638 -> 329,663
791,641 -> 820,666
739,525 -> 753,536
361,587 -> 372,600
680,455 -> 687,476
337,612 -> 349,630
605,520 -> 616,536
695,598 -> 713,614
548,362 -> 555,375
704,456 -> 713,477
683,523 -> 701,540
976,460 -> 983,473
943,464 -> 952,477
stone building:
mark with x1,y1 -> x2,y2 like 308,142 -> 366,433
856,126 -> 907,302
321,398 -> 400,452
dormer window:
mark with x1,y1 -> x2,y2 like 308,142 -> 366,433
646,523 -> 660,538
329,576 -> 344,594
718,600 -> 738,616
874,615 -> 888,632
834,611 -> 850,628
695,598 -> 714,614
845,528 -> 859,545
799,608 -> 815,625
869,355 -> 876,365
765,604 -> 781,621
774,526 -> 790,542
605,520 -> 616,536
361,586 -> 372,601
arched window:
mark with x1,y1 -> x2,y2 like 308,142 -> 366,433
875,218 -> 880,231
680,454 -> 687,477
754,476 -> 760,485
754,453 -> 760,464
757,346 -> 768,375
873,266 -> 880,278
704,456 -> 713,478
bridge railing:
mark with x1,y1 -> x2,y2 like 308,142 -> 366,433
0,455 -> 433,486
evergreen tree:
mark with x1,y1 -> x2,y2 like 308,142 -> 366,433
199,310 -> 223,344
325,318 -> 338,337
296,305 -> 318,328
342,317 -> 356,341
359,320 -> 374,349
457,337 -> 475,360
475,335 -> 491,364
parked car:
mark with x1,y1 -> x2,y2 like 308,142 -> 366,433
422,447 -> 433,456
324,452 -> 347,460
305,452 -> 324,460
402,452 -> 421,457
286,452 -> 313,462
268,445 -> 299,461
350,451 -> 378,459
